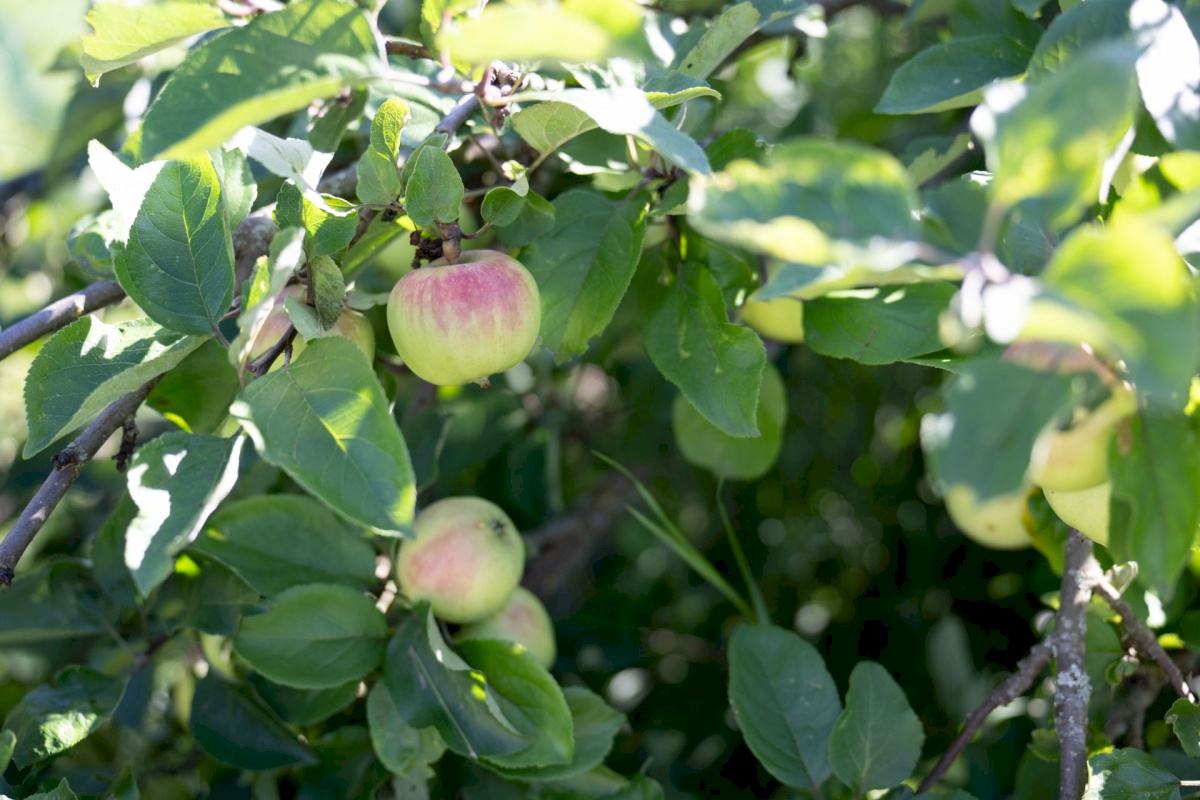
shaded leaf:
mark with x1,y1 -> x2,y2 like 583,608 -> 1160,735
828,662 -> 926,792
2,667 -> 127,769
804,283 -> 955,365
190,674 -> 317,769
877,35 -> 1031,115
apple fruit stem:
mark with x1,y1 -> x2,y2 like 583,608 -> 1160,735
437,221 -> 462,265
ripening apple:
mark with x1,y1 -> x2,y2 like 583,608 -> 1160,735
942,484 -> 1033,550
740,294 -> 805,343
1029,387 -> 1135,493
395,496 -> 526,623
1044,481 -> 1110,546
387,249 -> 541,386
456,586 -> 557,669
250,286 -> 376,367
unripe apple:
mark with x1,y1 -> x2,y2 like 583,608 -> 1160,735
395,497 -> 526,624
1030,387 -> 1135,492
250,286 -> 376,367
942,484 -> 1033,550
386,250 -> 540,386
456,586 -> 556,669
740,295 -> 805,343
1044,481 -> 1110,546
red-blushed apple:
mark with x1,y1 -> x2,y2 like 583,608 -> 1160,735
1029,387 -> 1135,492
455,586 -> 556,669
739,294 -> 805,343
942,484 -> 1034,550
386,250 -> 540,386
1045,481 -> 1110,546
250,286 -> 376,367
395,496 -> 526,624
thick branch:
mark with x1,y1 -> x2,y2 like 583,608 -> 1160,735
917,640 -> 1055,792
0,281 -> 126,361
1055,531 -> 1096,800
436,94 -> 481,139
1093,572 -> 1196,703
0,376 -> 162,586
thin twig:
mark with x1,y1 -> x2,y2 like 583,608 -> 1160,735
1093,571 -> 1196,703
0,376 -> 162,586
436,94 -> 482,139
1056,531 -> 1096,800
246,325 -> 298,377
917,640 -> 1055,792
0,281 -> 126,361
384,38 -> 434,60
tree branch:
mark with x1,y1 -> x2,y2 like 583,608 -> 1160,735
1055,530 -> 1096,800
384,38 -> 433,60
246,325 -> 298,376
1093,571 -> 1196,703
0,281 -> 126,361
0,375 -> 162,586
917,639 -> 1055,792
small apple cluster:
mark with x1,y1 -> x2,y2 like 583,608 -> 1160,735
944,346 -> 1135,550
394,497 -> 557,669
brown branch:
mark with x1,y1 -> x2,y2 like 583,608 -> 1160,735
0,281 -> 126,361
1093,571 -> 1196,703
436,94 -> 481,139
0,376 -> 162,586
917,639 -> 1055,792
1055,531 -> 1096,800
246,325 -> 297,377
385,38 -> 433,60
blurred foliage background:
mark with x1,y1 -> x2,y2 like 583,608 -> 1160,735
2,0 -> 1183,797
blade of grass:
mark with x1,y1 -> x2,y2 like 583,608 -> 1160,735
716,480 -> 769,626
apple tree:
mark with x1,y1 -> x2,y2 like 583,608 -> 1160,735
1,0 -> 1200,797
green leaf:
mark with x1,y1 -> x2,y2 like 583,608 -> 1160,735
520,189 -> 648,360
22,316 -> 204,457
728,624 -> 842,791
367,681 -> 446,775
904,133 -> 973,186
921,360 -> 1074,500
0,562 -> 110,644
971,43 -> 1137,229
107,765 -> 138,800
1011,0 -> 1049,16
512,89 -> 710,174
403,145 -> 464,229
310,255 -> 347,330
676,2 -> 760,80
80,1 -> 231,82
231,337 -> 417,536
251,674 -> 360,726
210,146 -> 257,232
704,128 -> 767,171
1025,0 -> 1133,81
2,667 -> 127,769
0,730 -> 13,773
190,674 -> 317,769
229,227 -> 306,369
125,432 -> 245,595
113,155 -> 236,335
383,607 -> 528,760
644,266 -> 766,438
1084,748 -> 1180,800
274,183 -> 360,258
357,98 -> 409,205
481,188 -> 526,228
308,90 -> 368,153
147,339 -> 241,434
1026,217 -> 1199,404
233,583 -> 387,689
460,640 -> 574,770
1133,0 -> 1200,151
140,0 -> 378,160
1167,697 -> 1200,758
192,495 -> 377,596
687,138 -> 919,267
828,661 -> 926,793
1109,411 -> 1200,600
494,192 -> 557,249
803,283 -> 956,365
492,686 -> 626,782
172,559 -> 261,635
642,72 -> 723,109
877,35 -> 1031,114
14,780 -> 78,800
673,361 -> 786,481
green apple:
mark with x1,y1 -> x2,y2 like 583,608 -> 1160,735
395,497 -> 526,624
250,285 -> 376,367
1044,481 -> 1110,546
1030,387 -> 1135,492
456,586 -> 556,669
387,249 -> 541,386
943,484 -> 1034,550
740,295 -> 805,343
